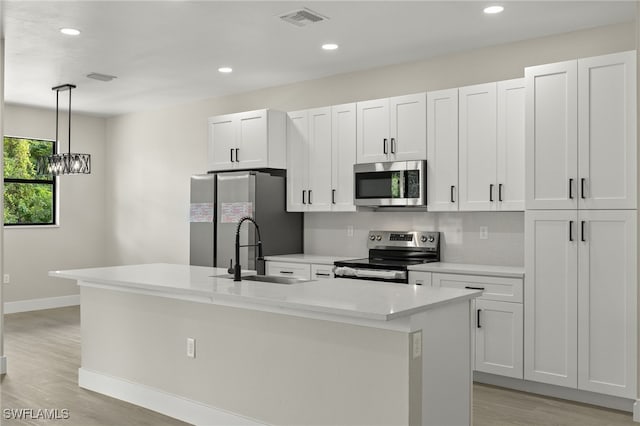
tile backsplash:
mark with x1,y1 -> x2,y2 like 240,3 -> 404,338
304,211 -> 524,266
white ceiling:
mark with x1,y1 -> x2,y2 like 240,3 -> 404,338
3,1 -> 636,117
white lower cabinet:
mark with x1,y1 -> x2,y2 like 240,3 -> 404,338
525,210 -> 637,398
266,261 -> 335,281
409,271 -> 524,379
408,271 -> 433,287
475,299 -> 523,379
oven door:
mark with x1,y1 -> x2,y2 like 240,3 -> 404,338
354,161 -> 426,207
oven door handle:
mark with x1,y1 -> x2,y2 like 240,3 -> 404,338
354,269 -> 407,280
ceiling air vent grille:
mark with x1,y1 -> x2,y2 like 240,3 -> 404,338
280,8 -> 329,27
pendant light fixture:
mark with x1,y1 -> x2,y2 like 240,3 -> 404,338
37,84 -> 91,175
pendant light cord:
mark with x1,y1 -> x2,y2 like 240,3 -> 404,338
55,89 -> 59,152
67,87 -> 72,154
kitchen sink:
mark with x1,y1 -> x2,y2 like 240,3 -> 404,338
213,274 -> 313,285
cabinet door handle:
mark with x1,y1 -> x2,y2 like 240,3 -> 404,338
230,148 -> 234,162
498,184 -> 503,202
279,270 -> 294,275
465,286 -> 485,291
581,178 -> 586,199
390,138 -> 396,153
569,178 -> 574,199
569,220 -> 574,242
489,184 -> 494,202
383,138 -> 388,154
302,190 -> 307,205
450,185 -> 455,203
332,189 -> 336,204
309,190 -> 312,204
477,309 -> 482,328
581,221 -> 586,242
235,148 -> 239,162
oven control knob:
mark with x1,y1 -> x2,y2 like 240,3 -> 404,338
369,235 -> 376,241
420,235 -> 427,242
376,235 -> 382,241
428,236 -> 435,243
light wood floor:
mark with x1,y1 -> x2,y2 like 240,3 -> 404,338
1,306 -> 637,426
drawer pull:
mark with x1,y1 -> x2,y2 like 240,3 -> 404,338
279,271 -> 294,274
315,273 -> 331,277
465,286 -> 485,291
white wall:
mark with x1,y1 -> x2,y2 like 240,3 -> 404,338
2,104 -> 107,303
105,22 -> 634,267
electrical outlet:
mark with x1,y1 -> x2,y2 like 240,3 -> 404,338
186,338 -> 196,358
412,331 -> 422,359
479,226 -> 489,240
3,274 -> 9,284
347,225 -> 354,237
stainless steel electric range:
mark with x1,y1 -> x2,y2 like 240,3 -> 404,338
334,230 -> 440,284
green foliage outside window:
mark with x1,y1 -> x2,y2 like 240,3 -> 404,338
3,137 -> 56,225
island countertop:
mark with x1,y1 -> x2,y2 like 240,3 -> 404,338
51,263 -> 480,323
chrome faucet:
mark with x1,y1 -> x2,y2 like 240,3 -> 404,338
228,216 -> 264,282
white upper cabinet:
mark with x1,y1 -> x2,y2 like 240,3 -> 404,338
497,79 -> 526,211
357,93 -> 426,163
286,110 -> 309,212
577,52 -> 637,209
525,61 -> 578,210
459,83 -> 498,211
526,51 -> 636,210
331,103 -> 357,212
307,108 -> 333,211
207,109 -> 286,172
458,79 -> 525,212
286,104 -> 356,212
427,88 -> 459,212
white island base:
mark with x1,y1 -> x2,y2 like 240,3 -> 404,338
54,264 -> 478,426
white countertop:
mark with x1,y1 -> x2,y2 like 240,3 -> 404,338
408,262 -> 524,278
264,254 -> 354,265
51,263 -> 480,322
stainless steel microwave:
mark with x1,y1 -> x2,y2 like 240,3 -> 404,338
354,160 -> 426,207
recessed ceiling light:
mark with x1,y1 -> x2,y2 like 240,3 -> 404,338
483,5 -> 504,14
60,28 -> 81,36
322,43 -> 339,51
218,67 -> 233,73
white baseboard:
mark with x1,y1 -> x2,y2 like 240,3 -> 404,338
78,368 -> 264,426
0,355 -> 6,375
474,371 -> 635,414
4,295 -> 80,314
633,400 -> 640,422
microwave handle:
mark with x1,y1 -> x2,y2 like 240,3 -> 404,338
399,170 -> 406,199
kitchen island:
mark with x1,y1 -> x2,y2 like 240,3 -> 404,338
51,263 -> 480,426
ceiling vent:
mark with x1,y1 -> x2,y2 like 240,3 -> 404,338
279,7 -> 329,27
87,72 -> 117,82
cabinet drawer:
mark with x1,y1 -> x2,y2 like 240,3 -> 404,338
266,261 -> 311,280
408,271 -> 433,287
433,273 -> 523,303
311,264 -> 334,279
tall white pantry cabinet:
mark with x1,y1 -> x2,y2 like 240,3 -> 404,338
524,50 -> 637,399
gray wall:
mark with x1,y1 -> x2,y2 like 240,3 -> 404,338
105,21 -> 635,267
2,104 -> 107,302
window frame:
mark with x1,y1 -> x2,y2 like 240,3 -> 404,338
3,135 -> 58,227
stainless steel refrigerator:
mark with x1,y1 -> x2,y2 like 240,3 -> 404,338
189,170 -> 303,271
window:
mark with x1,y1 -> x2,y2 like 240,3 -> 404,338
3,136 -> 57,226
